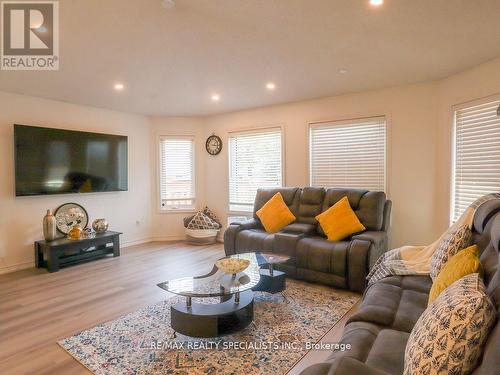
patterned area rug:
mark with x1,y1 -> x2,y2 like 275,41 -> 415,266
59,280 -> 358,375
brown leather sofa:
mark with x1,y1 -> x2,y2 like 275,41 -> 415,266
224,187 -> 392,292
300,199 -> 500,375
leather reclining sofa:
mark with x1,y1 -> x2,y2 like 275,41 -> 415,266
301,198 -> 500,375
224,187 -> 392,292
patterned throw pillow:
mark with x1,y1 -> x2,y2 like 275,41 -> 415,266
187,211 -> 220,230
404,273 -> 495,375
183,214 -> 194,228
202,206 -> 221,227
183,207 -> 221,228
430,224 -> 471,280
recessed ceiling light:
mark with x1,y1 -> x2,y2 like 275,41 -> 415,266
266,82 -> 276,90
211,94 -> 220,102
338,69 -> 348,74
369,0 -> 384,6
114,83 -> 125,91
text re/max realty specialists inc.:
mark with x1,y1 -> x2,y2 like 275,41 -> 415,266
149,340 -> 352,351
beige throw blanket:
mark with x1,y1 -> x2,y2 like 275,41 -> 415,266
367,193 -> 500,285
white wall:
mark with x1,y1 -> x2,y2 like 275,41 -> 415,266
201,83 -> 439,248
0,91 -> 153,273
149,117 -> 206,240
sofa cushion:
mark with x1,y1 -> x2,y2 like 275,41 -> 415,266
256,192 -> 296,233
365,329 -> 409,375
297,187 -> 325,224
234,229 -> 275,252
327,321 -> 407,375
296,236 -> 349,276
320,189 -> 386,234
282,222 -> 317,235
347,275 -> 431,333
378,275 -> 433,294
404,273 -> 496,375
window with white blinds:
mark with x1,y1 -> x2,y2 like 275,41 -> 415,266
159,136 -> 195,211
451,98 -> 500,222
310,117 -> 386,191
229,128 -> 283,212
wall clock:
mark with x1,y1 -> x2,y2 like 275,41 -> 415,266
206,134 -> 222,155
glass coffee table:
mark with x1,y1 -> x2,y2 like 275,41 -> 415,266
157,252 -> 289,337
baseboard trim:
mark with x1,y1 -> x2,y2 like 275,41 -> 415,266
0,261 -> 34,274
151,235 -> 225,243
121,238 -> 153,248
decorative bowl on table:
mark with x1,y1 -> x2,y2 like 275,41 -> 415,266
215,258 -> 250,275
92,218 -> 108,233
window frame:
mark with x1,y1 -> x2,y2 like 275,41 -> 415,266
227,125 -> 285,215
307,115 -> 389,193
450,93 -> 500,224
157,134 -> 196,214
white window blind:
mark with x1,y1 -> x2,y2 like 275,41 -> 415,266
159,136 -> 195,210
310,117 -> 386,191
229,128 -> 282,212
452,98 -> 500,222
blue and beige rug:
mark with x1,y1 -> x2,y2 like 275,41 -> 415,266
59,280 -> 358,375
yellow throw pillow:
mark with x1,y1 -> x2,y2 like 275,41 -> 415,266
315,196 -> 366,241
428,245 -> 482,305
256,192 -> 296,233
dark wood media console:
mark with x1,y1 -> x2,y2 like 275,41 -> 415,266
34,231 -> 122,272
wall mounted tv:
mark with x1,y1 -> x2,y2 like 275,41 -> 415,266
14,125 -> 128,196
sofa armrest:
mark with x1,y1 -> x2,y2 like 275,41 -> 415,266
347,239 -> 372,292
232,218 -> 261,230
351,231 -> 388,269
300,357 -> 391,375
381,200 -> 392,232
223,219 -> 261,255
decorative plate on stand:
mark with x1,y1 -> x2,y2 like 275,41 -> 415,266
54,203 -> 89,234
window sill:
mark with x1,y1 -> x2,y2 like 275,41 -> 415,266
158,209 -> 197,215
227,210 -> 253,216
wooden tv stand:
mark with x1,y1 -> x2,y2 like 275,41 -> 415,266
34,231 -> 121,272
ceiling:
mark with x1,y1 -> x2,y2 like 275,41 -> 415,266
1,0 -> 500,116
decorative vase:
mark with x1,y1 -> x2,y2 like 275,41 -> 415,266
92,218 -> 108,233
68,225 -> 83,240
43,209 -> 57,241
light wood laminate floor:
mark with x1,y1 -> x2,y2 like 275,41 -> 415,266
0,242 -> 358,375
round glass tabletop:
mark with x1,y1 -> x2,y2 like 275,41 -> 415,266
157,252 -> 289,298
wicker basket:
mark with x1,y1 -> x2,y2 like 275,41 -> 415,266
185,228 -> 219,245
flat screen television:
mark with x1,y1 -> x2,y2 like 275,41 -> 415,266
14,124 -> 128,196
